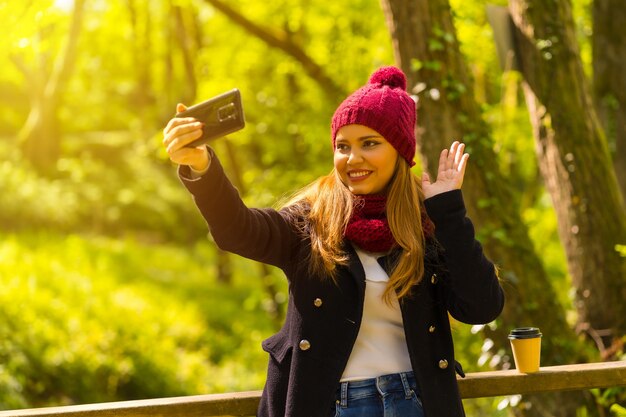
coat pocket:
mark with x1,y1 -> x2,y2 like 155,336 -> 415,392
262,332 -> 292,364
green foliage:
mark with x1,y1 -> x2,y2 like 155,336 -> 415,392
591,385 -> 626,417
0,139 -> 205,242
0,232 -> 282,407
522,192 -> 573,315
611,403 -> 626,417
453,321 -> 510,417
449,0 -> 504,104
0,0 -> 614,413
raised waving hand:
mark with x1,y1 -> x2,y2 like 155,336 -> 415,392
421,141 -> 469,199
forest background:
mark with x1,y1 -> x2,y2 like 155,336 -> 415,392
0,0 -> 624,416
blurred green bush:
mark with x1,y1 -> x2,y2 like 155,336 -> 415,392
0,137 -> 206,243
0,232 -> 283,408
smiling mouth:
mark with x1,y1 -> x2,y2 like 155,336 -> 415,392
348,170 -> 371,180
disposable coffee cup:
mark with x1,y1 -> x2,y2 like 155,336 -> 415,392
508,327 -> 542,373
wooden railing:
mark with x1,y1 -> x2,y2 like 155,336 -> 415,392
1,362 -> 624,417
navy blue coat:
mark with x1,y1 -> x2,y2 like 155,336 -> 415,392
180,152 -> 504,417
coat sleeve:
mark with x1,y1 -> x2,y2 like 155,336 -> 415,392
178,148 -> 299,269
424,190 -> 504,324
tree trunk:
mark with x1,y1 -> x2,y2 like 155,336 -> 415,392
18,87 -> 61,173
127,0 -> 156,134
592,0 -> 626,204
163,0 -> 175,117
16,0 -> 86,174
379,0 -> 596,415
172,4 -> 199,105
509,0 -> 626,356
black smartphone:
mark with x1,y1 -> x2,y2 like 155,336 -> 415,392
175,89 -> 245,147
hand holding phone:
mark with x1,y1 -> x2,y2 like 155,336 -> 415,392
175,89 -> 245,147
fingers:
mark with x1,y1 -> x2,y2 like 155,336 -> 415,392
454,142 -> 465,166
438,141 -> 461,174
458,152 -> 469,179
163,116 -> 198,137
445,141 -> 469,172
448,141 -> 458,165
162,103 -> 210,169
163,103 -> 193,136
438,148 -> 449,175
163,120 -> 204,152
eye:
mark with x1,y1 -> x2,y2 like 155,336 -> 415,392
363,140 -> 380,147
336,143 -> 349,151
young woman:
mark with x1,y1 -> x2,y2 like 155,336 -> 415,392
162,66 -> 504,417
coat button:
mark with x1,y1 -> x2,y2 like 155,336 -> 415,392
428,325 -> 436,333
431,273 -> 438,284
439,359 -> 449,369
314,298 -> 323,307
299,339 -> 311,351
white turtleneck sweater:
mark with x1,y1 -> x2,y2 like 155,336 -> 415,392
340,247 -> 413,381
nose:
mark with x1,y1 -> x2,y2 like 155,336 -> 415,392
347,148 -> 363,165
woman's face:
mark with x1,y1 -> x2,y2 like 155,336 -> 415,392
334,124 -> 399,195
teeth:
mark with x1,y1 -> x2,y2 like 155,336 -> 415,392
349,171 -> 370,178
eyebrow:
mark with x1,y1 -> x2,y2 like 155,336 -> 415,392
336,135 -> 382,142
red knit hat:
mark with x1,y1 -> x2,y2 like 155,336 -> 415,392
331,66 -> 417,167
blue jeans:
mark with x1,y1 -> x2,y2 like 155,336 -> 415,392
330,372 -> 425,417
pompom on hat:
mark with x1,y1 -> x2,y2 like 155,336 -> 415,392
331,66 -> 417,166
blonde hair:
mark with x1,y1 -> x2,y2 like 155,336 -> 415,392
282,159 -> 427,304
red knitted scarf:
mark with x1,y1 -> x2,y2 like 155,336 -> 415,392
344,195 -> 435,252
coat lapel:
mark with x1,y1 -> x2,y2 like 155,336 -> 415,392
377,247 -> 402,276
344,243 -> 366,293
